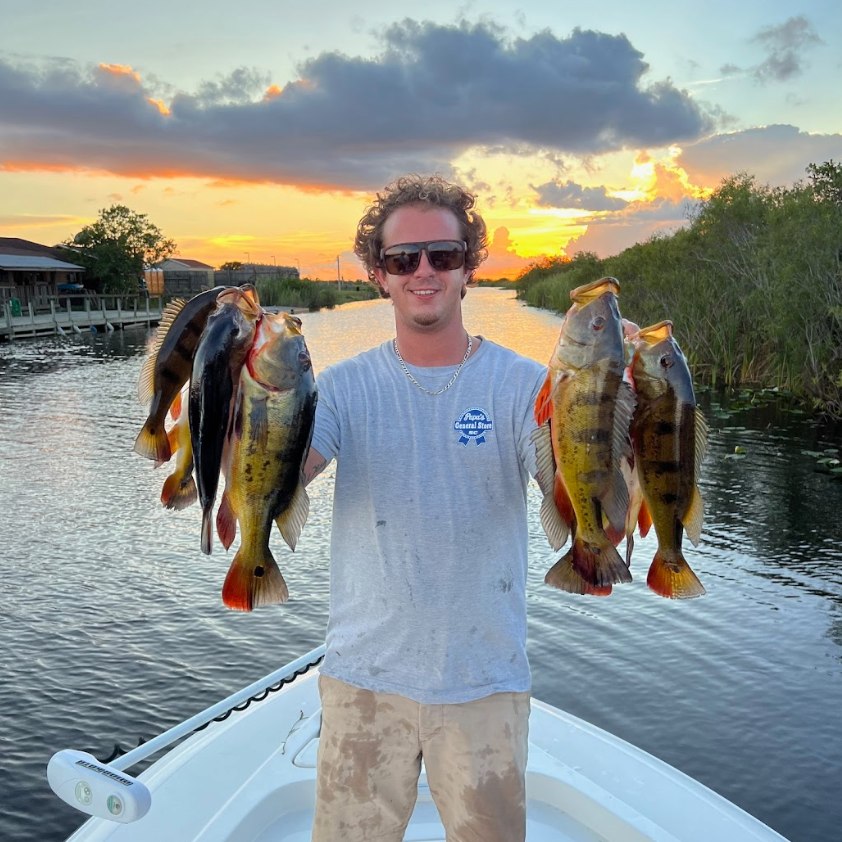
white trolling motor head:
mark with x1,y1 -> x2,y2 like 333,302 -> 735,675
47,750 -> 151,823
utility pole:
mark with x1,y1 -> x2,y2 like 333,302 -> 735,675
336,256 -> 342,290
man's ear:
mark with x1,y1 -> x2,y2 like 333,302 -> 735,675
371,268 -> 390,298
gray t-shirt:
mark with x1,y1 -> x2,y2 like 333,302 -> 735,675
311,337 -> 546,704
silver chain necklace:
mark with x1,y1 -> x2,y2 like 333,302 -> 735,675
393,335 -> 473,396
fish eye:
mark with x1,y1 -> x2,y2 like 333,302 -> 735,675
591,316 -> 606,331
660,354 -> 674,369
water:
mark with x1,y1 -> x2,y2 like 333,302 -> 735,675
1,288 -> 840,842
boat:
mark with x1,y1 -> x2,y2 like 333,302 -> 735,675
48,644 -> 790,842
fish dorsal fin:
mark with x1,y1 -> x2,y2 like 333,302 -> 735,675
275,478 -> 310,552
530,421 -> 556,497
694,407 -> 709,480
137,298 -> 188,404
534,368 -> 565,427
683,485 -> 705,547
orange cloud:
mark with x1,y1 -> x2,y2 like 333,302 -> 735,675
263,84 -> 283,100
99,63 -> 141,82
147,98 -> 171,116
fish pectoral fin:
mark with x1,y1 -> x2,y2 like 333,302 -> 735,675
694,408 -> 710,477
540,491 -> 570,551
637,498 -> 653,538
601,468 -> 631,537
534,368 -> 566,427
530,421 -> 556,497
683,486 -> 705,547
216,491 -> 237,551
275,480 -> 310,552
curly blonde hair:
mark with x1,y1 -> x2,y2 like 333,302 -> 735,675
354,174 -> 489,298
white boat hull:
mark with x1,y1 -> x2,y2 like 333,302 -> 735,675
62,665 -> 788,842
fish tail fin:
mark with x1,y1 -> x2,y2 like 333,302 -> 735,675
222,545 -> 289,611
216,492 -> 237,551
545,543 -> 614,596
160,471 -> 197,510
200,506 -> 214,555
647,549 -> 706,599
555,535 -> 632,589
134,420 -> 172,463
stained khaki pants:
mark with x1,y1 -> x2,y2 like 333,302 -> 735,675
312,674 -> 529,842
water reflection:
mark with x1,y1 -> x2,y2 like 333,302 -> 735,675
0,288 -> 840,842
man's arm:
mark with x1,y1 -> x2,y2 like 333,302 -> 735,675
303,446 -> 329,487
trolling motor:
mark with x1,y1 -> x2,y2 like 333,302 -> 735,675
47,750 -> 151,823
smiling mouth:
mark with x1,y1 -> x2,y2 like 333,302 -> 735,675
411,290 -> 438,296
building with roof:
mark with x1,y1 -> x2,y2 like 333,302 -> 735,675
0,238 -> 86,310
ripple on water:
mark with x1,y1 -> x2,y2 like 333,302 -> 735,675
1,293 -> 841,842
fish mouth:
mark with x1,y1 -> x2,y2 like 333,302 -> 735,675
635,320 -> 674,345
569,277 -> 620,305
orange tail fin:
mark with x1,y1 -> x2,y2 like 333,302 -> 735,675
647,550 -> 706,599
545,553 -> 613,596
134,421 -> 172,463
160,471 -> 197,510
222,546 -> 289,611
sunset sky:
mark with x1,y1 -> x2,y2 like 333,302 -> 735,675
1,1 -> 840,280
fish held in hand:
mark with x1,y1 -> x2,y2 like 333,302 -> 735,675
630,320 -> 708,599
533,278 -> 635,595
217,312 -> 317,611
134,286 -> 245,463
189,286 -> 262,555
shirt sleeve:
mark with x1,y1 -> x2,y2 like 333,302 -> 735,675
310,367 -> 341,464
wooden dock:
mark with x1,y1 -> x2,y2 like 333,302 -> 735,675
1,294 -> 165,341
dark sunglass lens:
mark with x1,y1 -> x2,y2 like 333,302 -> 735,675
427,242 -> 464,271
383,246 -> 421,275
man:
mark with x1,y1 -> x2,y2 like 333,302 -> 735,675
303,174 -> 547,842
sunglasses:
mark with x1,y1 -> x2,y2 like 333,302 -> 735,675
379,240 -> 467,276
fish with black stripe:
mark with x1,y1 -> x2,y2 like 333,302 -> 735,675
629,320 -> 709,598
533,278 -> 635,595
134,285 -> 244,463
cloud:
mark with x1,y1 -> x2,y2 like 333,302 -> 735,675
677,124 -> 842,187
482,225 -> 533,276
532,179 -> 628,211
751,15 -> 823,83
0,21 -> 713,190
723,16 -> 823,84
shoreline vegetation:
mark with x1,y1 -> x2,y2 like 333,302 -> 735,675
503,161 -> 842,418
253,277 -> 379,311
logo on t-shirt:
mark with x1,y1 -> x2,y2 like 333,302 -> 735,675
454,407 -> 493,446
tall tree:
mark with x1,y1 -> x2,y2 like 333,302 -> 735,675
65,205 -> 177,293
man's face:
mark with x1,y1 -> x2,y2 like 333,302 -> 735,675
373,205 -> 469,332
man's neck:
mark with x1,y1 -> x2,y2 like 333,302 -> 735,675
394,321 -> 474,367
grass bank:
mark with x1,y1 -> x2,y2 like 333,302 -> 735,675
516,162 -> 842,417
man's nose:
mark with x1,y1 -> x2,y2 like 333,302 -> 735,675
413,248 -> 435,275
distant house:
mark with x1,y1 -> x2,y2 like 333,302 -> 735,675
0,238 -> 86,310
158,258 -> 215,293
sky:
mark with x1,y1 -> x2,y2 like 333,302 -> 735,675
1,0 -> 840,280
